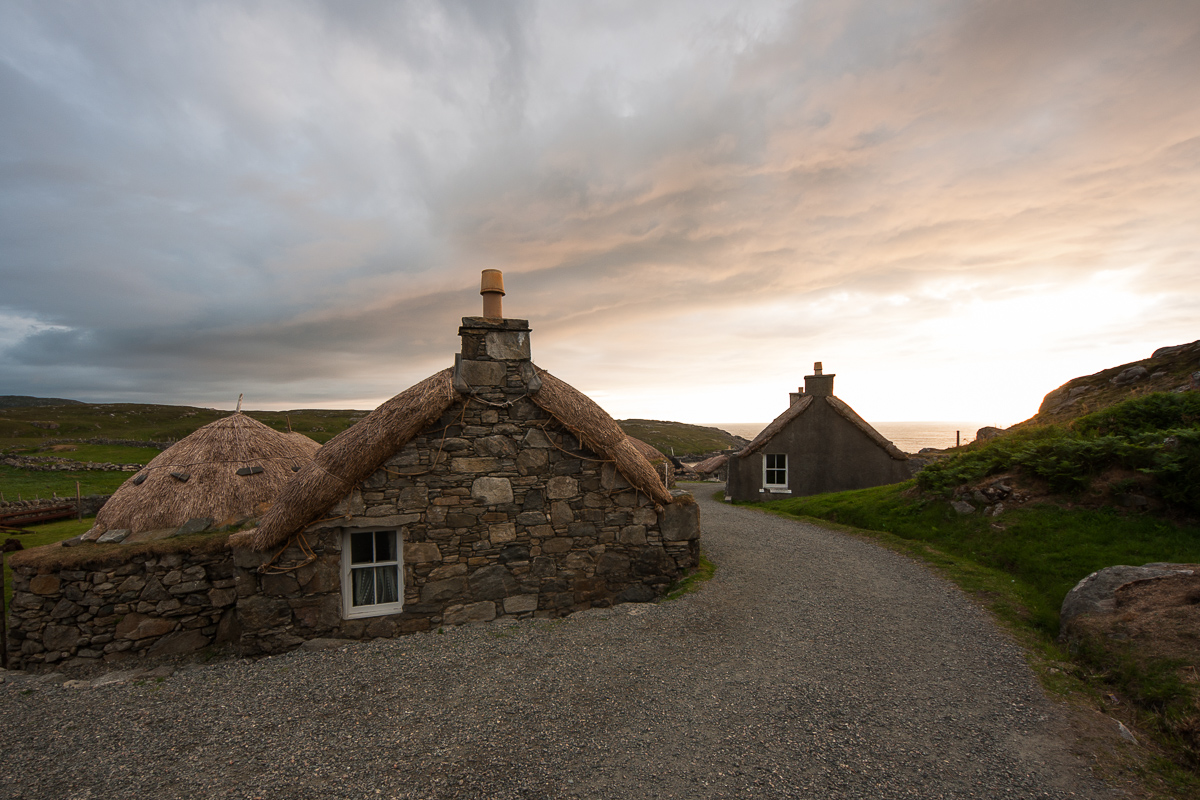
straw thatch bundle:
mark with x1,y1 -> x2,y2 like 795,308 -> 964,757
84,413 -> 321,540
285,432 -> 322,455
692,454 -> 728,474
627,436 -> 675,486
236,368 -> 460,551
825,396 -> 908,460
739,395 -> 813,458
530,370 -> 672,505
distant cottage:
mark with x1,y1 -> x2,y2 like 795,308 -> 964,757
6,272 -> 699,670
725,363 -> 912,501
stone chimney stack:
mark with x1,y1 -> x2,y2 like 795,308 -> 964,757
803,361 -> 835,397
454,270 -> 540,396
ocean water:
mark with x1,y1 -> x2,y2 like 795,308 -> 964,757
705,421 -> 996,453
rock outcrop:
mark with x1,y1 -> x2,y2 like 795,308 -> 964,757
1021,340 -> 1200,427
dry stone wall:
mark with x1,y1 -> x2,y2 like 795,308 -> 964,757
8,532 -> 350,671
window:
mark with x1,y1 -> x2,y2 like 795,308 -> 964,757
342,529 -> 403,618
764,453 -> 788,488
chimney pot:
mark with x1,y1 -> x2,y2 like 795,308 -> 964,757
480,269 -> 505,319
813,361 -> 823,375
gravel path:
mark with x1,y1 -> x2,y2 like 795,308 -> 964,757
0,486 -> 1116,799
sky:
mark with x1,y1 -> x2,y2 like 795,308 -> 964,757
2,0 -> 1198,427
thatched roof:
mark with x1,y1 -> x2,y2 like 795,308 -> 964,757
529,370 -> 672,506
234,368 -> 461,552
236,364 -> 673,552
83,412 -> 321,541
692,454 -> 728,474
285,432 -> 322,454
627,436 -> 675,486
738,394 -> 907,461
739,395 -> 813,457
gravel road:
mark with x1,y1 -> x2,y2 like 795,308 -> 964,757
0,485 -> 1117,799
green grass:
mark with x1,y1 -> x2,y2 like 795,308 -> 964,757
23,444 -> 164,464
918,393 -> 1200,513
616,419 -> 742,457
0,465 -> 132,502
3,517 -> 93,606
0,401 -> 353,451
662,550 -> 716,601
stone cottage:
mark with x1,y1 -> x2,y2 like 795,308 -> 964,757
5,272 -> 700,669
725,363 -> 913,502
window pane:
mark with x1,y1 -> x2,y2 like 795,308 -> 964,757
375,530 -> 396,562
766,453 -> 787,485
376,565 -> 400,604
351,531 -> 374,564
352,567 -> 375,606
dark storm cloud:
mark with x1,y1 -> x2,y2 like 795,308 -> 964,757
1,0 -> 1197,420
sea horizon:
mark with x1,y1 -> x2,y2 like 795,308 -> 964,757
701,421 -> 1001,453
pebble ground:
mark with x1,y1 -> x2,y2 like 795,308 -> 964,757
0,486 -> 1119,799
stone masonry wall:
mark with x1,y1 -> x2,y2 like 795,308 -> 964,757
8,531 -> 350,671
7,546 -> 241,670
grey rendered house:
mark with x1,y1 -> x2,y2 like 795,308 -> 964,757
725,363 -> 913,501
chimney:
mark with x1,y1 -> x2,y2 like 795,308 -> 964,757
480,269 -> 505,319
803,361 -> 835,397
455,270 -> 538,394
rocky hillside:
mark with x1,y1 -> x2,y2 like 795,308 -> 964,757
1016,339 -> 1200,428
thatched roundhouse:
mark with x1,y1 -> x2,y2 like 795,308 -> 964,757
82,412 -> 320,543
725,363 -> 913,501
6,274 -> 699,670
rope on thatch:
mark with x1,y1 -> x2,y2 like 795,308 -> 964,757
824,396 -> 908,460
531,370 -> 672,505
739,395 -> 814,458
258,529 -> 317,574
83,412 -> 320,541
241,368 -> 460,552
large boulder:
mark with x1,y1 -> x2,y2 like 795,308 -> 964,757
1060,564 -> 1197,624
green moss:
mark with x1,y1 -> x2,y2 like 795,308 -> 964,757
662,550 -> 716,601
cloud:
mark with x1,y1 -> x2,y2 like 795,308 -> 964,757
1,0 -> 1198,423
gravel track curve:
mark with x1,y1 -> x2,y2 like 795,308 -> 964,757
0,486 -> 1117,799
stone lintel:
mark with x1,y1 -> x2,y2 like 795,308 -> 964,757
460,317 -> 530,333
306,513 -> 419,532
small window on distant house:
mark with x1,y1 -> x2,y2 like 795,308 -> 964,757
764,453 -> 788,488
341,529 -> 403,619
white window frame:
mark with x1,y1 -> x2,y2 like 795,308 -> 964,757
763,453 -> 789,491
341,528 -> 404,619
